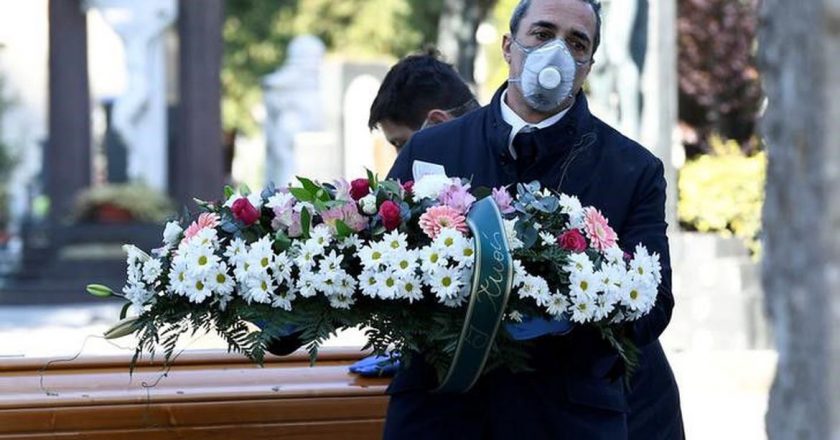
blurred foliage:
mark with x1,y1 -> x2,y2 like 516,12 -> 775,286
678,135 -> 765,256
223,0 -> 443,135
677,0 -> 763,157
74,183 -> 175,224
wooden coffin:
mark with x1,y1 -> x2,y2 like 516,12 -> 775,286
0,348 -> 390,439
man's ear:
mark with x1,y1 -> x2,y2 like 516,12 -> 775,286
502,33 -> 512,65
426,109 -> 453,125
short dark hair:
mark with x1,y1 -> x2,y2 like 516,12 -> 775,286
368,50 -> 476,131
509,0 -> 602,57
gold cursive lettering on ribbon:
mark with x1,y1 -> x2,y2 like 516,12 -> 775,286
463,325 -> 490,349
474,231 -> 508,313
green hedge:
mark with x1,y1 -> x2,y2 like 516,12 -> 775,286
678,136 -> 765,256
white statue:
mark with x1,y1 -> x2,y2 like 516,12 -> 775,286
589,0 -> 642,140
83,0 -> 177,191
263,35 -> 326,187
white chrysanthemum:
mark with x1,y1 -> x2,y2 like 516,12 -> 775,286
382,230 -> 409,251
433,227 -> 464,256
329,292 -> 355,309
511,259 -> 528,288
244,272 -> 274,304
539,231 -> 557,247
503,219 -> 524,251
397,275 -> 423,303
310,224 -> 333,248
266,192 -> 295,210
419,246 -> 445,273
546,293 -> 570,318
359,194 -> 378,215
565,252 -> 595,274
569,270 -> 601,301
271,289 -> 296,311
519,275 -> 551,307
359,269 -> 380,298
374,270 -> 401,299
192,228 -> 219,248
334,272 -> 357,297
452,238 -> 475,268
629,244 -> 662,284
123,281 -> 153,306
429,266 -> 463,301
272,251 -> 293,284
618,277 -> 656,312
358,242 -> 388,269
314,270 -> 342,296
168,258 -> 189,296
569,294 -> 596,323
389,249 -> 418,276
162,221 -> 183,247
413,174 -> 452,200
224,237 -> 249,265
559,194 -> 584,228
294,242 -> 321,271
123,244 -> 150,265
296,271 -> 319,298
185,276 -> 213,303
319,250 -> 344,273
141,259 -> 163,284
206,262 -> 235,297
442,280 -> 470,308
592,295 -> 616,322
337,234 -> 363,250
186,245 -> 220,278
603,245 -> 625,264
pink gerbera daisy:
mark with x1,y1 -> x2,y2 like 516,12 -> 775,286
418,205 -> 469,239
184,212 -> 220,242
582,207 -> 618,251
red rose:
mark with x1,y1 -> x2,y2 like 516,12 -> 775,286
378,200 -> 402,231
402,180 -> 414,194
557,229 -> 587,253
349,178 -> 370,201
231,197 -> 260,226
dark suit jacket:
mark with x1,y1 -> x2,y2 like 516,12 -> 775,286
383,85 -> 683,439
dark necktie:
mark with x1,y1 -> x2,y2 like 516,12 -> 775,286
512,129 -> 539,175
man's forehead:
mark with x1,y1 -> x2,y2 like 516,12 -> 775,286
521,0 -> 597,39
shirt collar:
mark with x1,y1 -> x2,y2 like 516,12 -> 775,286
499,89 -> 571,159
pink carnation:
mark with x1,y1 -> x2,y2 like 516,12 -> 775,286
439,180 -> 476,214
419,205 -> 469,239
322,201 -> 368,233
491,187 -> 515,214
184,213 -> 220,241
582,207 -> 618,251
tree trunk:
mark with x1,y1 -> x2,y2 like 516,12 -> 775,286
758,0 -> 840,438
436,0 -> 496,84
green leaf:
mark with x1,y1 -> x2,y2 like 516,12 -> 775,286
289,187 -> 314,202
335,220 -> 354,239
224,185 -> 235,200
274,230 -> 292,252
297,177 -> 321,195
86,284 -> 113,298
300,208 -> 312,239
314,188 -> 330,202
119,302 -> 131,320
366,169 -> 379,190
238,183 -> 252,196
313,199 -> 328,212
379,180 -> 402,196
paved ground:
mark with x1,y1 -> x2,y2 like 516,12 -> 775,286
0,304 -> 775,439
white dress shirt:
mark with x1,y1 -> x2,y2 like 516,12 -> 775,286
499,89 -> 570,159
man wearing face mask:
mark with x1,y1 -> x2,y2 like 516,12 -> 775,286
368,49 -> 480,151
385,0 -> 683,438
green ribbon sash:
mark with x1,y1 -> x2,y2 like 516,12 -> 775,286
434,197 -> 514,393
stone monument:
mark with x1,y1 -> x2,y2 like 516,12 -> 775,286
83,0 -> 177,192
